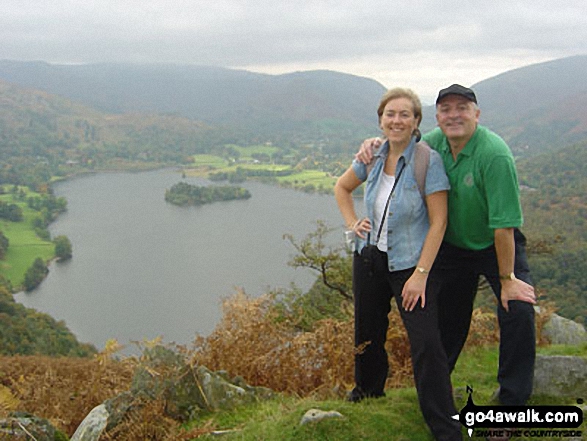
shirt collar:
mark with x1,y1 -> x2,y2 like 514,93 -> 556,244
438,125 -> 480,158
379,135 -> 418,163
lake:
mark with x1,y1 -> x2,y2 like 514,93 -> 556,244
16,169 -> 348,351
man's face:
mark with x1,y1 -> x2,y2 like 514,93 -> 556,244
435,95 -> 480,145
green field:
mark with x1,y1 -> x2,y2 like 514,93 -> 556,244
276,169 -> 337,190
191,154 -> 230,168
189,153 -> 337,193
0,189 -> 54,288
229,144 -> 280,158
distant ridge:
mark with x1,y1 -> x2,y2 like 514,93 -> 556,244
421,55 -> 587,154
1,56 -> 586,153
0,61 -> 386,138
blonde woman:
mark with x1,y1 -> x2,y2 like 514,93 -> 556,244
334,88 -> 461,440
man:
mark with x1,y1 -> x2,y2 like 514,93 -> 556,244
357,84 -> 536,437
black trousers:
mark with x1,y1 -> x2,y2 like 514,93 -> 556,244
353,248 -> 462,441
432,229 -> 536,405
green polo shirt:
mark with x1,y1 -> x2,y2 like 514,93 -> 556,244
423,125 -> 523,250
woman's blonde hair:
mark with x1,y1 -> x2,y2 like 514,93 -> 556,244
377,87 -> 423,139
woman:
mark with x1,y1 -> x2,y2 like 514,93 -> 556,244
334,88 -> 462,441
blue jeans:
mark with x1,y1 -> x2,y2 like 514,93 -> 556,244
432,229 -> 536,405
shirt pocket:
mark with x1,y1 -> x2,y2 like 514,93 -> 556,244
398,174 -> 425,220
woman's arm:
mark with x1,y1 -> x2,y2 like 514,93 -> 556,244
334,167 -> 371,239
401,190 -> 448,311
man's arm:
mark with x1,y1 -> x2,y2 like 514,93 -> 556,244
494,227 -> 536,311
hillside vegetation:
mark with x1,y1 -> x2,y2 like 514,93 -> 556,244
517,139 -> 587,322
0,61 -> 385,144
0,286 -> 578,440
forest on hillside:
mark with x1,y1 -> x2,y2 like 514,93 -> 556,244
517,140 -> 587,323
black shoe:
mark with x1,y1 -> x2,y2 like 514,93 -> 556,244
347,387 -> 385,403
347,387 -> 365,402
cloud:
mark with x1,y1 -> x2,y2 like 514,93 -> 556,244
0,0 -> 585,101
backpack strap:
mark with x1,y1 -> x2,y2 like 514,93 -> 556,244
366,139 -> 431,201
413,141 -> 431,201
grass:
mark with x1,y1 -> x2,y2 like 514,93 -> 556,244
183,344 -> 587,441
191,154 -> 229,169
229,144 -> 280,159
187,152 -> 338,193
276,169 -> 337,190
0,189 -> 54,288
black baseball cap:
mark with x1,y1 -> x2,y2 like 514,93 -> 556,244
436,84 -> 477,105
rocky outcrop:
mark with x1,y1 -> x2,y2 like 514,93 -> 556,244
70,405 -> 109,441
542,313 -> 587,346
0,413 -> 58,441
533,355 -> 587,398
71,345 -> 275,441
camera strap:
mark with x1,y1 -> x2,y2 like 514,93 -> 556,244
371,161 -> 406,245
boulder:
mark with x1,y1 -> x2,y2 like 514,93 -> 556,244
131,345 -> 208,420
196,366 -> 274,411
542,313 -> 587,346
73,345 -> 276,437
533,355 -> 587,398
70,404 -> 108,441
300,408 -> 344,425
0,412 -> 57,441
130,345 -> 274,419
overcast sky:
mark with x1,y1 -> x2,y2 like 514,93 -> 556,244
1,0 -> 585,102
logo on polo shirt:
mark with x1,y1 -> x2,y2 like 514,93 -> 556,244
463,172 -> 474,187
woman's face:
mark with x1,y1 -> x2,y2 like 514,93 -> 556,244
379,97 -> 418,146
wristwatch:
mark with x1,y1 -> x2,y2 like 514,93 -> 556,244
499,272 -> 516,281
416,267 -> 429,275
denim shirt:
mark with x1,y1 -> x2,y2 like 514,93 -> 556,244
352,136 -> 450,272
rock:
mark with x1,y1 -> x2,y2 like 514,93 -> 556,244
70,404 -> 109,441
130,347 -> 274,417
542,313 -> 587,346
103,391 -> 134,431
0,413 -> 56,441
73,345 -> 276,437
300,408 -> 344,425
533,355 -> 587,397
197,366 -> 275,411
130,345 -> 208,420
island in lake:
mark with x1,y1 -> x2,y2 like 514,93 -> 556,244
165,181 -> 251,206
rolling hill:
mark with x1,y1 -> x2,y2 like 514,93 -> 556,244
420,55 -> 587,155
0,61 -> 386,139
1,56 -> 586,154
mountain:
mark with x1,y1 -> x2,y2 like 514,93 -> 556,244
0,78 -> 217,186
0,61 -> 386,138
1,56 -> 587,154
421,55 -> 587,155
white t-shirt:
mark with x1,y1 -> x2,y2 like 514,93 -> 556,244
373,172 -> 395,252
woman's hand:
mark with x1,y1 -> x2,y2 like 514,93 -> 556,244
352,217 -> 372,239
401,272 -> 427,311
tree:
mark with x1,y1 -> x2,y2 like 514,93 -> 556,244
54,235 -> 73,261
23,258 -> 49,291
0,231 -> 8,260
283,220 -> 352,301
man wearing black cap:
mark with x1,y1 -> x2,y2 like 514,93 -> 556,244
425,84 -> 536,405
356,84 -> 536,439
